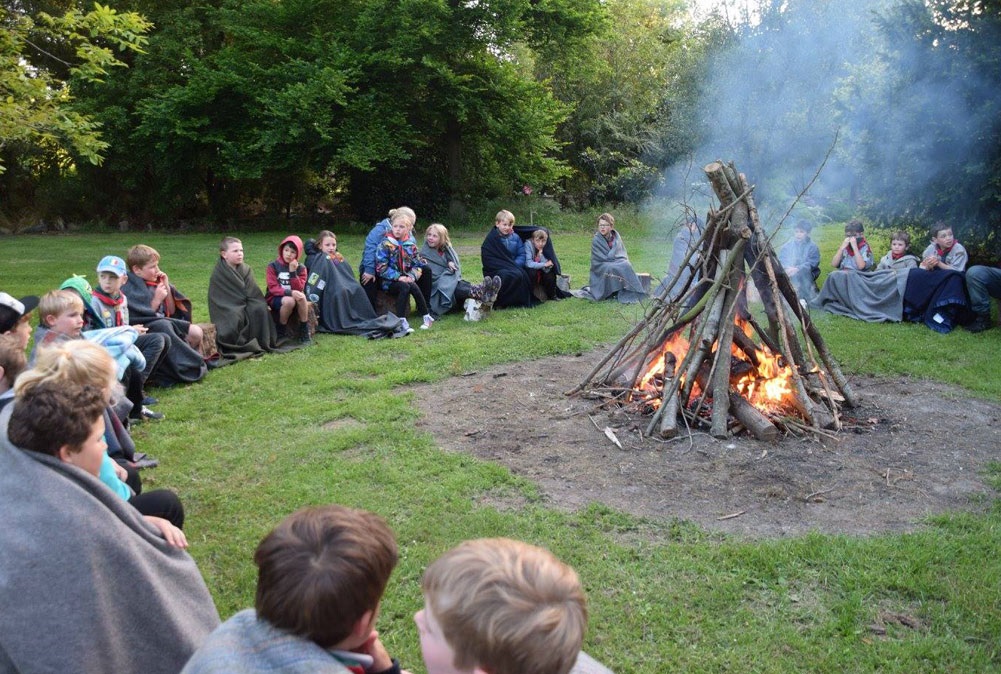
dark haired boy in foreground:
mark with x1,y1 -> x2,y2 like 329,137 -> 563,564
182,505 -> 404,674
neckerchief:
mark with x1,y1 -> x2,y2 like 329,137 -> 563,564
891,251 -> 905,260
91,288 -> 125,326
936,244 -> 954,261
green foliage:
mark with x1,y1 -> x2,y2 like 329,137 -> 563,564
0,3 -> 150,174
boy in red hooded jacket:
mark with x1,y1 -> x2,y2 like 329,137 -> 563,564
266,235 -> 312,344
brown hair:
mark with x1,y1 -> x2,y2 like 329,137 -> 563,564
532,229 -> 549,244
422,538 -> 587,674
597,213 -> 615,228
317,230 -> 336,245
126,244 -> 160,271
219,236 -> 242,253
0,334 -> 27,388
254,505 -> 398,649
844,219 -> 865,235
929,221 -> 952,240
9,382 -> 106,456
38,290 -> 83,327
891,230 -> 911,246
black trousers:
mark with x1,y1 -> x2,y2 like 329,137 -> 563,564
386,280 -> 429,317
129,489 -> 185,528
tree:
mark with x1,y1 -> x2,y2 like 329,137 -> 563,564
0,3 -> 150,174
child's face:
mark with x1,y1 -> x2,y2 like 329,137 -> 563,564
282,243 -> 298,264
60,414 -> 107,478
425,230 -> 440,248
844,228 -> 861,240
890,239 -> 907,256
932,228 -> 954,249
320,237 -> 337,256
495,217 -> 514,236
390,220 -> 409,241
794,228 -> 808,242
415,603 -> 469,674
47,308 -> 84,337
534,237 -> 547,251
598,220 -> 612,236
98,271 -> 126,296
133,259 -> 162,283
222,242 -> 244,267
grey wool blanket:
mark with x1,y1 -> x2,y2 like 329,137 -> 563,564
0,405 -> 219,674
811,269 -> 910,322
588,230 -> 646,303
207,257 -> 279,361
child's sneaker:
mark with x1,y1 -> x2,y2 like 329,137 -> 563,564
420,314 -> 435,330
487,276 -> 502,304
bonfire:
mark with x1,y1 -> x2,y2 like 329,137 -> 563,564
570,160 -> 859,440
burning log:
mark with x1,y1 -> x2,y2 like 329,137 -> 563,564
572,159 -> 857,442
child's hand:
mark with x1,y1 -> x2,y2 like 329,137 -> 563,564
152,283 -> 170,308
357,631 -> 393,672
289,258 -> 299,272
400,275 -> 413,283
291,290 -> 306,301
144,516 -> 188,549
921,255 -> 939,270
114,462 -> 128,481
134,324 -> 148,334
447,261 -> 457,272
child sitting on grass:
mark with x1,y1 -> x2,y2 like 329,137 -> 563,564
124,244 -> 207,386
182,504 -> 404,674
416,538 -> 612,674
376,215 -> 435,329
523,229 -> 559,302
831,219 -> 873,271
876,231 -> 919,271
16,340 -> 185,536
266,235 -> 313,344
778,219 -> 821,301
919,222 -> 968,272
33,289 -> 151,423
209,237 -> 282,359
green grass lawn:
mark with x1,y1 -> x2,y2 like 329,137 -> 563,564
2,218 -> 999,673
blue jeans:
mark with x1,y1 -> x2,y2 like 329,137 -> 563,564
965,265 -> 1001,315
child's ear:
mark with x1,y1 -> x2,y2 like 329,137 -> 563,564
350,609 -> 375,641
56,444 -> 75,464
131,265 -> 142,275
42,313 -> 56,327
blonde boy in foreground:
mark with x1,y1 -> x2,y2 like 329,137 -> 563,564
416,538 -> 613,674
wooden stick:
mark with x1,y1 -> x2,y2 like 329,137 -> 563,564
659,354 -> 679,438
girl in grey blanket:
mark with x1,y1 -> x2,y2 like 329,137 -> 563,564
420,223 -> 500,317
587,212 -> 646,303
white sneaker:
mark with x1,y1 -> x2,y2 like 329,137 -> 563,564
420,314 -> 435,330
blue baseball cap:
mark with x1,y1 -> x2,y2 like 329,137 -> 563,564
97,255 -> 128,277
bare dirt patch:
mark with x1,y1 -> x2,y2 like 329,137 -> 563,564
414,351 -> 1001,538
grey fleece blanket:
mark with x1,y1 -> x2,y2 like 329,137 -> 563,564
588,230 -> 646,303
811,269 -> 909,322
123,274 -> 207,385
0,405 -> 220,674
420,242 -> 464,315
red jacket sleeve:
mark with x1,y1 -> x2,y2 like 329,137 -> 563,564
290,265 -> 307,292
265,262 -> 283,300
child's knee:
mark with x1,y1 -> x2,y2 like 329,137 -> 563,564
187,323 -> 204,347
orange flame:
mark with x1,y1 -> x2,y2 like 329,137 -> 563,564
632,318 -> 796,415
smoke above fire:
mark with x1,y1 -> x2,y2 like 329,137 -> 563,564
661,0 -> 1001,235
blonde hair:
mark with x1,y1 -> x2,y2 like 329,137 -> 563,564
597,213 -> 615,228
317,230 -> 336,246
495,210 -> 515,226
388,207 -> 416,227
15,339 -> 117,399
424,223 -> 452,249
219,236 -> 242,253
126,244 -> 160,270
38,290 -> 83,326
532,229 -> 549,244
422,538 -> 586,674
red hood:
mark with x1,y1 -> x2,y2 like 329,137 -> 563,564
278,235 -> 305,260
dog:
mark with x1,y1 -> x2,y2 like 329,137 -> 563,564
463,298 -> 483,322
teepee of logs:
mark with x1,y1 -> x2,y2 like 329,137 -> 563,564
570,161 -> 858,441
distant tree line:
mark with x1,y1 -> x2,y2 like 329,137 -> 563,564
2,0 -> 1000,257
